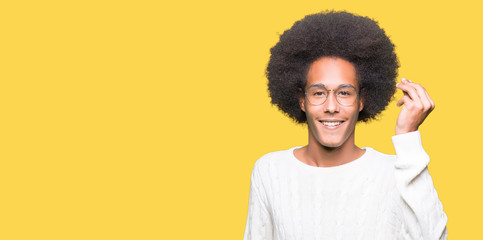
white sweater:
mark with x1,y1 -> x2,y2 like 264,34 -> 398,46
243,131 -> 448,240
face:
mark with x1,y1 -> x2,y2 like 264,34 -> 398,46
299,57 -> 364,149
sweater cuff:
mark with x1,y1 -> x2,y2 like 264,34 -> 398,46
391,130 -> 430,167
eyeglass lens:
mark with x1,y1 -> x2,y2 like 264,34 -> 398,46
306,86 -> 357,106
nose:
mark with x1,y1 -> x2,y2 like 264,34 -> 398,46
323,90 -> 340,113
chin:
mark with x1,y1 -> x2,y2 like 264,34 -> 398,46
322,143 -> 342,148
317,138 -> 344,149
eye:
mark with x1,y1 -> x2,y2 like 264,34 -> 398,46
336,87 -> 356,97
312,90 -> 327,97
338,91 -> 351,96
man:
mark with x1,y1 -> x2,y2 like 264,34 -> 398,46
243,11 -> 448,239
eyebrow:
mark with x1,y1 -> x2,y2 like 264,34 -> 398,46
308,83 -> 356,89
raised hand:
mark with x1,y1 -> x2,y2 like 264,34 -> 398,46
395,78 -> 435,135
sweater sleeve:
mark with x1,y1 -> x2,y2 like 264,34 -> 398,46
243,160 -> 273,240
392,131 -> 448,240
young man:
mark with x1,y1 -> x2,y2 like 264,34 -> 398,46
243,11 -> 448,239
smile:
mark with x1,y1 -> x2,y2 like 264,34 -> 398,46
319,121 -> 344,126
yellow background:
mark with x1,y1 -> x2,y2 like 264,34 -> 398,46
1,0 -> 481,239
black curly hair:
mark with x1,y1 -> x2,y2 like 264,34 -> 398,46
267,10 -> 399,124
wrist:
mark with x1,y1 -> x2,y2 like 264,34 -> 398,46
395,127 -> 418,135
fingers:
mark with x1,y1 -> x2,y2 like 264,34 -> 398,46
396,78 -> 434,111
422,85 -> 435,110
397,78 -> 421,104
423,89 -> 435,112
411,81 -> 434,112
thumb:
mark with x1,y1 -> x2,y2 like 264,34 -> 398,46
397,96 -> 409,107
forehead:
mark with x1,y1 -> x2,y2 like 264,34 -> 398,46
306,57 -> 358,89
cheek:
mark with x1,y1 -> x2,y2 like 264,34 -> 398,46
345,107 -> 360,124
305,105 -> 324,119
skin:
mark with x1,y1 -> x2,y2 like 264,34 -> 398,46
294,57 -> 365,167
395,78 -> 435,134
293,57 -> 435,168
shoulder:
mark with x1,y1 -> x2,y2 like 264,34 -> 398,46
365,147 -> 397,170
368,147 -> 397,160
360,148 -> 399,187
252,146 -> 300,173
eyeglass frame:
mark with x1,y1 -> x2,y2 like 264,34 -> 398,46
303,84 -> 361,107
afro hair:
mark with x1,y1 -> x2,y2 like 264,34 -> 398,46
266,10 -> 399,124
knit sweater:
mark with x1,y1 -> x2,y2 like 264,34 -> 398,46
243,131 -> 448,240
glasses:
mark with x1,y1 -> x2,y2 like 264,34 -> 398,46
305,85 -> 359,106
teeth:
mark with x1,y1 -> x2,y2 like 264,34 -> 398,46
321,121 -> 342,126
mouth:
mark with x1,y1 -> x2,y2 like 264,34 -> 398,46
318,120 -> 345,127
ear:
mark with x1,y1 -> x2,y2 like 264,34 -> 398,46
298,88 -> 306,112
358,93 -> 364,112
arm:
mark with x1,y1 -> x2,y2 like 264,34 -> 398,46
393,78 -> 447,239
392,131 -> 448,240
243,161 -> 273,240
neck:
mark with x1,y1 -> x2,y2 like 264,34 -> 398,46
302,132 -> 364,168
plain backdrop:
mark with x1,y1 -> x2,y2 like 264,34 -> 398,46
1,0 -> 482,239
